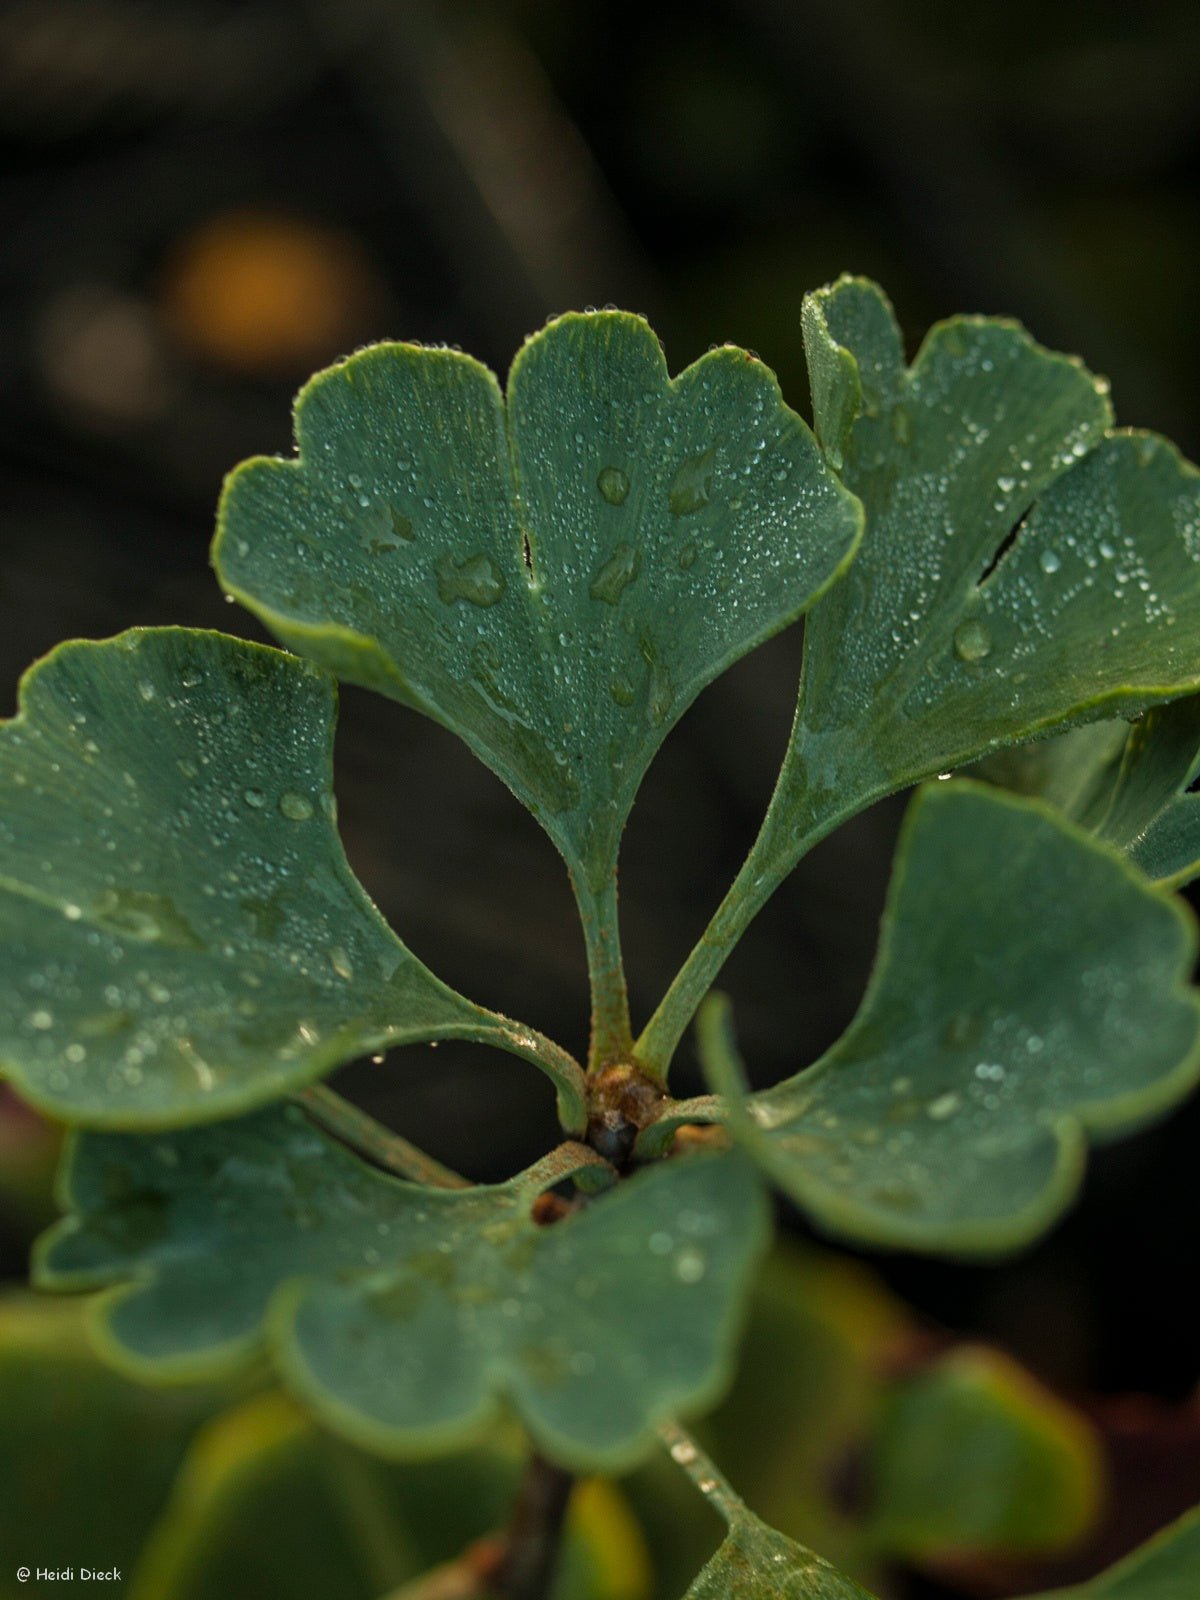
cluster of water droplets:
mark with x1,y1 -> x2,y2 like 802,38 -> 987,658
0,636 -> 412,1115
222,329 -> 857,864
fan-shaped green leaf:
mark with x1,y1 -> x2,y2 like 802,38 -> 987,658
639,276 -> 1200,1074
700,782 -> 1200,1254
681,1501 -> 1200,1600
683,1511 -> 875,1599
975,698 -> 1200,890
35,1105 -> 768,1471
0,629 -> 584,1130
130,1390 -> 650,1600
0,1295 -> 245,1600
213,313 -> 862,1062
699,1245 -> 902,1568
1088,697 -> 1200,885
680,1502 -> 1200,1600
969,721 -> 1130,826
1026,1505 -> 1200,1598
868,1346 -> 1101,1558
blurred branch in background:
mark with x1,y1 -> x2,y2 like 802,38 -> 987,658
304,0 -> 656,346
732,0 -> 1200,444
0,0 -> 316,134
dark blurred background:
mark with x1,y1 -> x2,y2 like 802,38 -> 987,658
2,0 -> 1199,1589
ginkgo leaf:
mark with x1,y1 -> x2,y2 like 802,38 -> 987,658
681,1502 -> 1200,1600
1088,697 -> 1200,885
700,782 -> 1200,1255
129,1390 -> 650,1600
968,720 -> 1130,827
1026,1504 -> 1200,1599
34,1104 -> 769,1472
0,629 -> 584,1131
639,276 -> 1200,1074
683,1510 -> 875,1599
0,1294 -> 246,1598
868,1346 -> 1101,1558
213,312 -> 862,1063
975,698 -> 1200,890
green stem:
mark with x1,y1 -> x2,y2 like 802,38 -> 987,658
633,822 -> 791,1079
296,1085 -> 470,1188
657,1421 -> 745,1525
632,1094 -> 725,1160
513,1140 -> 615,1197
634,752 -> 872,1079
572,868 -> 633,1074
480,1015 -> 588,1136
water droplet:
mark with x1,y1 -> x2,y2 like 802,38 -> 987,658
1039,547 -> 1061,574
362,506 -> 414,553
328,946 -> 353,980
674,1246 -> 707,1283
927,1091 -> 961,1121
589,542 -> 641,604
670,1438 -> 697,1466
137,681 -> 156,702
92,888 -> 200,946
436,552 -> 506,607
279,792 -> 314,821
609,673 -> 636,707
997,474 -> 1016,494
29,1009 -> 53,1030
242,787 -> 267,808
597,466 -> 630,505
953,619 -> 993,663
668,448 -> 715,516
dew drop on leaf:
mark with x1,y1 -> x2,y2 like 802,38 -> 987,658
668,449 -> 716,517
675,1245 -> 707,1283
609,673 -> 636,707
953,619 -> 993,663
927,1092 -> 962,1120
278,792 -> 314,821
596,465 -> 629,505
589,542 -> 641,605
435,552 -> 506,608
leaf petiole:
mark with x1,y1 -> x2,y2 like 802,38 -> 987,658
295,1085 -> 470,1189
657,1419 -> 745,1524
